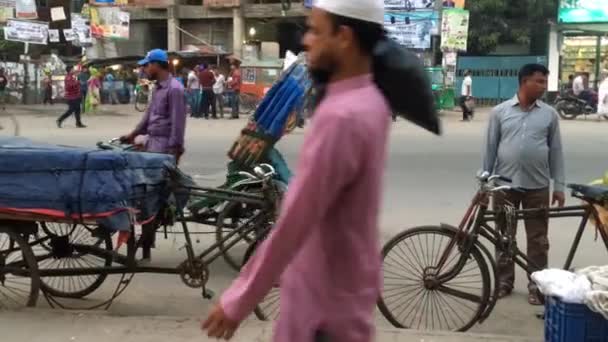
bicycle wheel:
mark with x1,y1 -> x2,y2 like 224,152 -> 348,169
135,91 -> 148,112
33,223 -> 113,299
0,110 -> 19,136
0,225 -> 40,309
378,226 -> 491,332
239,93 -> 258,115
243,237 -> 280,321
215,200 -> 262,272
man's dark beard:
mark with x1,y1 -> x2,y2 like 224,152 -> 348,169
308,67 -> 331,86
308,67 -> 332,110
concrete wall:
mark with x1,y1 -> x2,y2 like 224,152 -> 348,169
115,21 -> 163,56
180,19 -> 233,52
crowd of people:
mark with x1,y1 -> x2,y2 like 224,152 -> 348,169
183,63 -> 241,120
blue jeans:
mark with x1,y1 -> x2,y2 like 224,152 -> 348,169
188,90 -> 201,117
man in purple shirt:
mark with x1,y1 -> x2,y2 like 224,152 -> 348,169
121,49 -> 187,261
202,0 -> 390,341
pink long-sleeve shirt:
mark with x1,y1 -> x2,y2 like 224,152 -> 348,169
220,74 -> 392,342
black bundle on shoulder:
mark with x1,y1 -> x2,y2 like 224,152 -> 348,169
372,38 -> 441,135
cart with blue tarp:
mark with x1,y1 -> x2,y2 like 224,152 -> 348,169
0,53 -> 310,319
0,136 -> 284,318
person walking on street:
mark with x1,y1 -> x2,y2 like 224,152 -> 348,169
482,63 -> 565,306
228,63 -> 241,119
202,1 -> 392,341
57,66 -> 86,128
213,67 -> 226,118
78,66 -> 90,112
460,69 -> 473,121
187,68 -> 201,117
43,73 -> 54,105
105,70 -> 119,105
0,68 -> 8,110
85,68 -> 102,114
199,63 -> 216,119
120,49 -> 187,261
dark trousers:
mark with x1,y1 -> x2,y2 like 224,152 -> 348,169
81,89 -> 87,112
459,95 -> 473,120
231,90 -> 240,118
43,87 -> 53,104
215,93 -> 224,118
201,89 -> 216,118
493,188 -> 550,292
58,98 -> 83,126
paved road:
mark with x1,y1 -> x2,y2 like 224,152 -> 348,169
3,104 -> 608,339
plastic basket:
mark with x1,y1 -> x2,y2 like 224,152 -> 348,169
545,296 -> 608,342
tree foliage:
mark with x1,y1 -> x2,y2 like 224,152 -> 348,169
465,0 -> 558,55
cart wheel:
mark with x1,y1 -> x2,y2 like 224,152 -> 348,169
0,225 -> 40,308
215,201 -> 261,272
33,223 -> 113,299
244,237 -> 280,321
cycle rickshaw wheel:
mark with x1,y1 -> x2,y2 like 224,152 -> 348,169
0,225 -> 40,309
243,237 -> 280,321
33,223 -> 113,299
215,201 -> 262,272
377,226 -> 491,332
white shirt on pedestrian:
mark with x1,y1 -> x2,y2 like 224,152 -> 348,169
187,71 -> 199,90
573,75 -> 585,96
461,76 -> 472,96
213,74 -> 226,95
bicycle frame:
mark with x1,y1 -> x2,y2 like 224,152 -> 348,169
434,190 -> 608,295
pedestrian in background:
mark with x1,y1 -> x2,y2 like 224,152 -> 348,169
78,66 -> 90,112
105,69 -> 119,105
460,69 -> 473,121
187,68 -> 201,117
482,63 -> 565,306
43,73 -> 53,105
57,65 -> 86,128
85,68 -> 102,114
213,67 -> 226,118
228,63 -> 241,119
199,63 -> 217,119
0,68 -> 8,110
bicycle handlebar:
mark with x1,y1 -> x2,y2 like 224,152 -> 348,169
238,164 -> 276,182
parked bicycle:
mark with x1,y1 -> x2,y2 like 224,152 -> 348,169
378,171 -> 608,332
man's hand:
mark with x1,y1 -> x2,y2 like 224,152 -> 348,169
119,133 -> 135,144
201,304 -> 239,340
552,191 -> 565,207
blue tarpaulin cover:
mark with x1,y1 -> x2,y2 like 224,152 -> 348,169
0,137 -> 174,231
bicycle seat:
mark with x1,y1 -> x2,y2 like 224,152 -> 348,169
568,184 -> 608,204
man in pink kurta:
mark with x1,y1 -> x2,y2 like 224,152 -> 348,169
203,1 -> 390,341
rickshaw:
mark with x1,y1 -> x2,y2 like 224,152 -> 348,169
238,58 -> 284,114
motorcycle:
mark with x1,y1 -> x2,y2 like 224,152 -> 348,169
554,90 -> 598,120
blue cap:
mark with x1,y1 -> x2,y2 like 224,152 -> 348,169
138,49 -> 168,66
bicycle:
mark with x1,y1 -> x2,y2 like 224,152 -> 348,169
378,172 -> 608,332
134,80 -> 152,113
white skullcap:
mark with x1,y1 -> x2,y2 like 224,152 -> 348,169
314,0 -> 384,25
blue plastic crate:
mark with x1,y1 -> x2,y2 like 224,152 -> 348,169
545,296 -> 608,342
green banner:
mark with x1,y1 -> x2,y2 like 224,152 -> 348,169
559,0 -> 608,23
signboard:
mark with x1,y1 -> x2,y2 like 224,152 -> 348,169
71,14 -> 92,45
15,0 -> 36,19
304,0 -> 312,8
383,11 -> 438,50
88,0 -> 129,6
384,0 -> 464,10
90,7 -> 129,40
440,8 -> 469,51
558,0 -> 608,23
0,6 -> 13,22
3,19 -> 49,44
243,68 -> 256,84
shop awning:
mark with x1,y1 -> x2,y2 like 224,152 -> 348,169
559,23 -> 608,34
